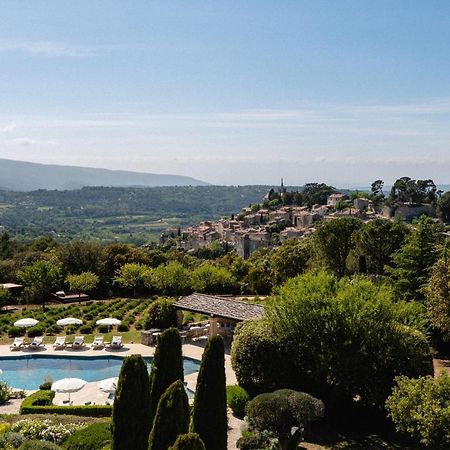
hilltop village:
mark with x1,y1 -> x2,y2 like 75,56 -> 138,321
161,179 -> 439,259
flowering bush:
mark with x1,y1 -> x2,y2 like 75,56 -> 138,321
11,419 -> 82,445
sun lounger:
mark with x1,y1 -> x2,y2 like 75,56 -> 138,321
10,337 -> 25,351
92,335 -> 105,349
28,336 -> 44,350
71,336 -> 86,349
107,336 -> 123,349
53,336 -> 66,350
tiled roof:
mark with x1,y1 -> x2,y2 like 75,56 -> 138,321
174,293 -> 264,321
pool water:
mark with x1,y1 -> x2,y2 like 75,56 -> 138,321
0,355 -> 200,390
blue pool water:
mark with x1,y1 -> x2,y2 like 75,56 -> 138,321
0,355 -> 200,390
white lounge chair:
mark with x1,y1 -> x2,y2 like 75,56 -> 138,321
92,335 -> 105,349
107,336 -> 123,350
53,336 -> 66,350
10,337 -> 24,351
28,336 -> 44,350
71,336 -> 86,349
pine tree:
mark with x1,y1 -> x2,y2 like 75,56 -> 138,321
148,380 -> 189,450
169,433 -> 206,450
191,335 -> 227,450
149,327 -> 184,422
112,355 -> 152,450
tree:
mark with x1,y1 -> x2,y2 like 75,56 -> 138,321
148,380 -> 190,450
169,433 -> 205,450
143,298 -> 177,330
65,271 -> 99,299
0,232 -> 15,260
149,328 -> 184,423
386,215 -> 444,300
386,372 -> 450,448
314,217 -> 363,277
112,355 -> 152,450
18,259 -> 62,309
349,218 -> 408,275
270,238 -> 311,285
246,389 -> 324,450
424,256 -> 450,339
151,261 -> 192,296
191,336 -> 227,450
191,264 -> 236,294
59,240 -> 102,275
114,263 -> 151,296
301,183 -> 336,207
0,287 -> 10,310
437,191 -> 450,223
235,272 -> 433,412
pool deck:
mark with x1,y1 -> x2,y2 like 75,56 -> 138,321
0,340 -> 237,409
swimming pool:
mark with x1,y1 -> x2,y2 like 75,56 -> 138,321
0,355 -> 200,390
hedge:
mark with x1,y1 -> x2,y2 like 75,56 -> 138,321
63,422 -> 111,450
20,390 -> 112,417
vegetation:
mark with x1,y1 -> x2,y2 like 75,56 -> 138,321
148,328 -> 184,423
62,422 -> 111,450
148,380 -> 190,450
142,298 -> 177,330
226,385 -> 249,418
112,355 -> 151,450
233,272 -> 433,411
245,389 -> 324,450
169,433 -> 205,450
191,336 -> 227,450
386,372 -> 450,448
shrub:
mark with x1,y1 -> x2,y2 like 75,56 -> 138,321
117,324 -> 129,332
149,328 -> 184,422
226,385 -> 249,418
169,433 -> 205,450
4,431 -> 26,448
148,380 -> 189,450
21,390 -> 55,410
231,320 -> 289,396
0,423 -> 10,434
8,326 -> 24,337
46,325 -> 62,335
19,440 -> 62,450
0,381 -> 11,404
112,355 -> 151,450
246,389 -> 324,450
39,379 -> 53,391
63,422 -> 111,450
79,325 -> 93,335
191,335 -> 227,450
386,372 -> 450,448
26,326 -> 44,338
143,298 -> 177,330
97,325 -> 109,334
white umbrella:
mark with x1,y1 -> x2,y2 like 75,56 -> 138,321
96,318 -> 121,326
51,377 -> 87,402
98,377 -> 118,393
14,318 -> 39,328
57,317 -> 83,326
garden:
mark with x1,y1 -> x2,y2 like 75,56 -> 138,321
0,297 -> 181,345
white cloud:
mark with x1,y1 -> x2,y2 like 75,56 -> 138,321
7,137 -> 56,146
0,41 -> 98,57
0,122 -> 16,133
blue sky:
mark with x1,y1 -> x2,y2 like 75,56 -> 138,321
0,1 -> 450,185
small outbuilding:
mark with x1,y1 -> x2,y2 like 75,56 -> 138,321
174,293 -> 264,339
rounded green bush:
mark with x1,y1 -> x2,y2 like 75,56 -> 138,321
27,326 -> 44,338
63,422 -> 111,450
19,440 -> 62,450
226,385 -> 249,418
8,326 -> 24,337
117,324 -> 129,332
79,325 -> 93,335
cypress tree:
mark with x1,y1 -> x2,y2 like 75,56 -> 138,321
112,354 -> 151,450
149,327 -> 184,422
148,380 -> 189,450
191,335 -> 227,450
169,433 -> 206,450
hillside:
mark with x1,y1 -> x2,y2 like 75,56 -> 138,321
0,185 -> 273,244
0,159 -> 207,191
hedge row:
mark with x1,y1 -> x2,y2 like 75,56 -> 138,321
20,390 -> 112,417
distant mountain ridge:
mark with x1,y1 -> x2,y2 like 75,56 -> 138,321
0,159 -> 208,191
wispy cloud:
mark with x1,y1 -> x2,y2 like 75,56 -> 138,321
6,137 -> 56,146
0,122 -> 16,133
0,40 -> 98,57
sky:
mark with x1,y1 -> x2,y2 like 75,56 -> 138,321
0,1 -> 450,186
